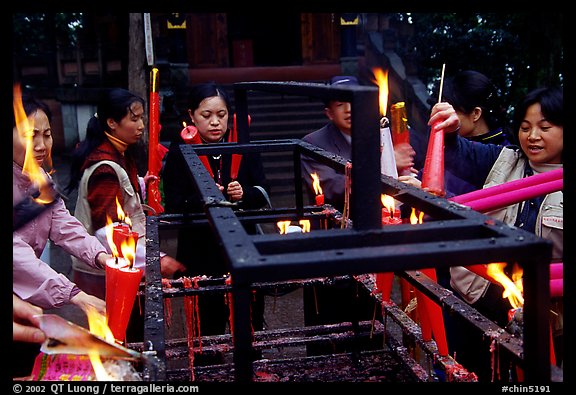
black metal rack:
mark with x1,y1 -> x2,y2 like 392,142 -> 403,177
142,81 -> 552,382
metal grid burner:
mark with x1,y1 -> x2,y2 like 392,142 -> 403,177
139,82 -> 553,383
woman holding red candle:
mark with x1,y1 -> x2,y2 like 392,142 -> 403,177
162,83 -> 269,347
430,86 -> 563,378
66,88 -> 185,302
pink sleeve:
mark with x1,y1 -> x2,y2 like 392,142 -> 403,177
48,198 -> 107,270
13,235 -> 76,309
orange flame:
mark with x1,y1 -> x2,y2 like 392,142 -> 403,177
486,262 -> 524,308
372,68 -> 389,117
311,172 -> 323,195
410,207 -> 424,224
120,237 -> 136,269
299,220 -> 311,233
381,194 -> 395,213
115,196 -> 132,227
84,305 -> 115,380
13,83 -> 54,204
105,215 -> 119,257
277,220 -> 291,234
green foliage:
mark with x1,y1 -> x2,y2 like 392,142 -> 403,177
13,13 -> 84,55
388,12 -> 563,129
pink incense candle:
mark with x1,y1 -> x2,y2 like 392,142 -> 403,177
550,262 -> 563,280
550,278 -> 563,298
421,123 -> 445,197
451,168 -> 563,205
462,179 -> 562,213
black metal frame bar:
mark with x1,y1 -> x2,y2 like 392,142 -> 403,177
143,81 -> 552,382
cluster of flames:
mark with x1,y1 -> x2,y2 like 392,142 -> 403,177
104,197 -> 136,267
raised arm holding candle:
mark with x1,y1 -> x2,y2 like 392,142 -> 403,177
421,64 -> 447,197
431,86 -> 564,378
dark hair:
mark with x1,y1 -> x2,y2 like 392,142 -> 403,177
186,82 -> 231,114
442,70 -> 505,132
12,93 -> 52,128
512,86 -> 563,131
66,88 -> 145,193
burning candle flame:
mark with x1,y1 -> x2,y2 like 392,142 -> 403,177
486,262 -> 524,308
116,196 -> 132,227
277,220 -> 310,234
121,237 -> 136,269
13,83 -> 54,204
84,305 -> 116,380
277,220 -> 291,235
381,194 -> 395,216
410,207 -> 424,224
372,68 -> 389,117
105,215 -> 120,257
311,172 -> 323,195
299,220 -> 311,233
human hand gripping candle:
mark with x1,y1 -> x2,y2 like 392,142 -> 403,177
421,64 -> 447,197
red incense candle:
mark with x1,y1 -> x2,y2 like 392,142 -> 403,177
112,224 -> 138,258
381,207 -> 402,226
105,257 -> 129,334
421,122 -> 445,197
315,194 -> 324,206
107,266 -> 143,343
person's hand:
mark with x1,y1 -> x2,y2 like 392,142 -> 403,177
160,255 -> 187,278
215,183 -> 225,193
398,174 -> 422,189
394,143 -> 416,171
70,291 -> 106,316
428,102 -> 461,133
226,180 -> 243,202
96,252 -> 113,269
143,171 -> 158,184
13,294 -> 46,343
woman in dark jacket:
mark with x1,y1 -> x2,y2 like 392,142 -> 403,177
162,83 -> 270,345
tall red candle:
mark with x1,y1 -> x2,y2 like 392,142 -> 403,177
147,67 -> 164,214
106,266 -> 143,343
421,122 -> 445,197
105,257 -> 129,336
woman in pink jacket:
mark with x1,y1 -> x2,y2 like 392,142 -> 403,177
13,94 -> 111,313
12,93 -> 113,378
